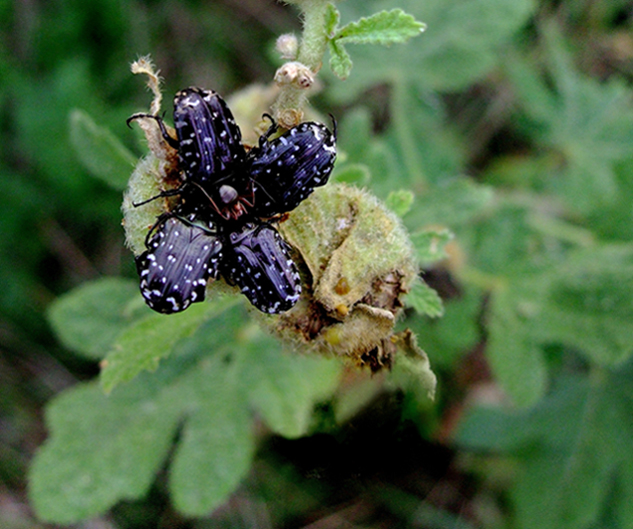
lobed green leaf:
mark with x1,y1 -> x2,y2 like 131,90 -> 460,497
406,280 -> 444,318
328,39 -> 353,80
30,302 -> 344,522
335,9 -> 425,46
238,331 -> 342,438
28,379 -> 182,524
169,355 -> 255,516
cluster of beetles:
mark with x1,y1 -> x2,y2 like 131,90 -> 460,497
128,87 -> 337,315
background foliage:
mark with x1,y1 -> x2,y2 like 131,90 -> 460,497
2,0 -> 633,527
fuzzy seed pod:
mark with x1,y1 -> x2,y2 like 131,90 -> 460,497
265,183 -> 419,366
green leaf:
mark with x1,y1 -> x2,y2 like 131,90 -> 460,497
457,365 -> 633,529
170,401 -> 253,516
47,278 -> 143,360
33,303 -> 336,522
28,379 -> 182,524
405,179 -> 494,231
487,287 -> 548,407
536,244 -> 633,365
335,9 -> 425,45
328,39 -> 353,80
406,280 -> 444,318
505,25 -> 633,214
324,2 -> 339,36
410,227 -> 454,264
332,162 -> 371,185
169,357 -> 255,516
385,189 -> 414,217
100,298 -> 235,392
328,0 -> 536,100
239,331 -> 342,438
69,109 -> 137,190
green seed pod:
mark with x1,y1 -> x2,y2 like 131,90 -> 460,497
266,183 -> 419,367
122,154 -> 169,255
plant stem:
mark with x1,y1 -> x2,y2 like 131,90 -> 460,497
273,0 -> 332,127
296,0 -> 331,71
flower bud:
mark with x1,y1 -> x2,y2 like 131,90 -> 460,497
264,183 -> 419,367
276,34 -> 299,60
274,61 -> 314,89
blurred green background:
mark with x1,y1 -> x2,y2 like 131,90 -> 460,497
3,0 -> 633,527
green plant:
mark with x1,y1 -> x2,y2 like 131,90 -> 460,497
18,0 -> 633,527
29,1 -> 438,523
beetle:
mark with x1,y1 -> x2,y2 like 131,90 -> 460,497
128,87 -> 252,220
248,117 -> 337,218
221,222 -> 301,314
136,209 -> 223,314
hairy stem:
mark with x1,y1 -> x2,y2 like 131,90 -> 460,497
273,0 -> 332,127
296,0 -> 331,71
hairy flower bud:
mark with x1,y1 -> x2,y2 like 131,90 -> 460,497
276,34 -> 299,60
274,61 -> 314,89
262,183 -> 419,367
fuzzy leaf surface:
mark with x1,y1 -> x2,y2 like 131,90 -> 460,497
240,336 -> 342,438
406,280 -> 444,318
324,2 -> 340,36
168,352 -> 255,516
47,278 -> 144,360
29,378 -> 182,524
100,299 -> 233,392
31,303 -> 343,522
335,9 -> 425,45
328,39 -> 353,80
